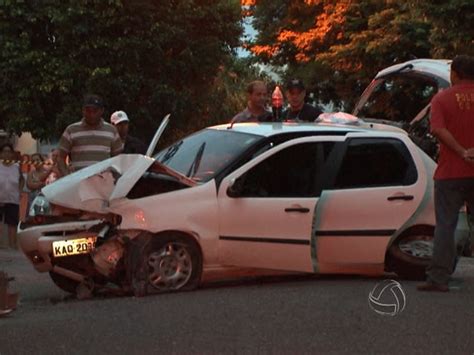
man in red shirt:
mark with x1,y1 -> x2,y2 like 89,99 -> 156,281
418,55 -> 474,292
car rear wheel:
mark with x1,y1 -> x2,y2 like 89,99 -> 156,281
128,234 -> 202,297
388,230 -> 434,281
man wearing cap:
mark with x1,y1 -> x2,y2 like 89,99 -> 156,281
283,79 -> 323,122
231,80 -> 273,123
110,111 -> 147,155
57,94 -> 123,176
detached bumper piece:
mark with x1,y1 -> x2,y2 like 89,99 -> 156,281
0,271 -> 19,317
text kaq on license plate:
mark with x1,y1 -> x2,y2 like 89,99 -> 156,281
52,237 -> 97,257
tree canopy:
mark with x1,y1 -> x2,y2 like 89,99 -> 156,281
2,0 -> 473,143
246,0 -> 474,110
0,0 -> 249,144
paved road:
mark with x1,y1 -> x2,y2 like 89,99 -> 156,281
1,249 -> 474,354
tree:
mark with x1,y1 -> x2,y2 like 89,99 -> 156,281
412,0 -> 474,58
0,0 -> 244,143
246,0 -> 471,110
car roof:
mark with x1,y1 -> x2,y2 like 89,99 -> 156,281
209,121 -> 407,137
375,59 -> 451,83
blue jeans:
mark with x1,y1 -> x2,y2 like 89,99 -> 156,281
427,178 -> 474,284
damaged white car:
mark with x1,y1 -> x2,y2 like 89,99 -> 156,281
18,115 -> 469,297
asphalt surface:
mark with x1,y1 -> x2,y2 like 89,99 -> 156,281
1,248 -> 474,354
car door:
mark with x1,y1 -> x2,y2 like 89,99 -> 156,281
314,133 -> 427,271
217,136 -> 340,272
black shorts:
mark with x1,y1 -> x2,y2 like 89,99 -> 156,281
2,203 -> 19,226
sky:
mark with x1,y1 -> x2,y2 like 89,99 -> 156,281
237,17 -> 256,58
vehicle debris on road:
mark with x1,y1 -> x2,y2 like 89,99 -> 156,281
0,270 -> 18,316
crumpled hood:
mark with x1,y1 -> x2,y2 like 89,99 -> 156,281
42,154 -> 155,213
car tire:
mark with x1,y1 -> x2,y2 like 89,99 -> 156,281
387,228 -> 434,281
49,271 -> 80,294
127,234 -> 202,297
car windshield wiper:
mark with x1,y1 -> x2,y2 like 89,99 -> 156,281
186,142 -> 206,178
159,141 -> 183,165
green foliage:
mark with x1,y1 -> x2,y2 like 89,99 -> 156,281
412,0 -> 474,58
0,0 -> 245,143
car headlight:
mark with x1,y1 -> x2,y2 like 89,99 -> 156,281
29,195 -> 52,217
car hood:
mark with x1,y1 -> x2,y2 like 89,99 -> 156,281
41,154 -> 194,213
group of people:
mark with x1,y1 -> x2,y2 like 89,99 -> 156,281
0,94 -> 147,249
232,79 -> 323,123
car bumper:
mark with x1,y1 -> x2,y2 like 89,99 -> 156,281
17,219 -> 103,272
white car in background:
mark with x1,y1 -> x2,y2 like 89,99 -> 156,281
17,115 -> 470,297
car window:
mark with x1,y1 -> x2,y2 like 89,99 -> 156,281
334,138 -> 417,189
238,142 -> 335,198
358,74 -> 438,124
155,129 -> 262,183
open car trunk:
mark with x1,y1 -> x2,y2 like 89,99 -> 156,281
352,59 -> 451,159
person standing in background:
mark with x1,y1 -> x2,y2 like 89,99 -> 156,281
418,55 -> 474,292
0,143 -> 24,249
110,111 -> 147,154
58,94 -> 123,176
283,79 -> 322,122
231,81 -> 273,123
44,148 -> 61,185
19,153 -> 31,222
26,153 -> 50,202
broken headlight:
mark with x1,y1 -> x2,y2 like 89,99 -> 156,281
29,195 -> 52,217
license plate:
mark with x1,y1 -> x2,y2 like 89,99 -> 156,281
52,237 -> 97,258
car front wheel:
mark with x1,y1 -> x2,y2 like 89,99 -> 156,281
128,234 -> 202,297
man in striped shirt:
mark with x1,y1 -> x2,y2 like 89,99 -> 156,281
58,94 -> 123,176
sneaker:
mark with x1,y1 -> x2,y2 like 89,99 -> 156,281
417,281 -> 449,292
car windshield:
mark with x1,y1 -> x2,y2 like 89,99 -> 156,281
155,129 -> 262,182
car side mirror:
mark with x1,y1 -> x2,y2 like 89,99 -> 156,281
227,177 -> 243,198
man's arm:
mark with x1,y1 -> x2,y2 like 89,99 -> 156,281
431,127 -> 467,158
432,127 -> 474,162
57,126 -> 72,176
430,94 -> 472,160
57,150 -> 70,177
